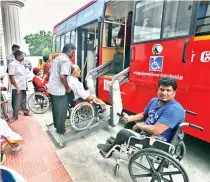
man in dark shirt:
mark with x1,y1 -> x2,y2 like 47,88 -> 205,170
97,77 -> 185,155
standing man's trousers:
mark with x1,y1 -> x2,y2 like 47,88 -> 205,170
12,90 -> 28,119
50,94 -> 68,134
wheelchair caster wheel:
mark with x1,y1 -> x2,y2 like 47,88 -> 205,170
114,164 -> 120,177
4,115 -> 9,122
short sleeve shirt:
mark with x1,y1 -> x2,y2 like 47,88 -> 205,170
144,98 -> 185,142
48,53 -> 71,96
6,54 -> 16,65
67,76 -> 89,100
8,60 -> 27,90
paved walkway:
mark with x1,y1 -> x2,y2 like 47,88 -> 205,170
3,112 -> 73,182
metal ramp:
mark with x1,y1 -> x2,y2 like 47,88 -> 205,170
47,63 -> 129,148
47,105 -> 111,148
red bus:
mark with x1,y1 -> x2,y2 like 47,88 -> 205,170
52,0 -> 210,143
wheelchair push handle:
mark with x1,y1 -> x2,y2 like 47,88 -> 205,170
189,123 -> 203,131
185,110 -> 197,116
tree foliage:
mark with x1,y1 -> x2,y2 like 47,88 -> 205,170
24,30 -> 52,56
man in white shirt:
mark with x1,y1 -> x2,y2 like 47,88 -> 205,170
6,44 -> 20,70
48,43 -> 75,134
68,64 -> 106,108
8,50 -> 29,121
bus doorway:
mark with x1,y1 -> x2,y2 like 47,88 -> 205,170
77,22 -> 99,84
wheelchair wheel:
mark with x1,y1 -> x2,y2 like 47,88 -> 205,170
28,92 -> 49,114
128,148 -> 189,182
70,102 -> 94,131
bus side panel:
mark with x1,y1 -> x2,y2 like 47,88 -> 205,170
183,38 -> 210,143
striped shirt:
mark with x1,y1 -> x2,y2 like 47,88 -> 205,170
48,53 -> 71,96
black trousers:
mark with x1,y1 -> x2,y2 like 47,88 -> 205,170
113,129 -> 137,146
12,89 -> 28,119
50,94 -> 68,134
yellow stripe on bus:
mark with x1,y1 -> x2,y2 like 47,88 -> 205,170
194,35 -> 210,41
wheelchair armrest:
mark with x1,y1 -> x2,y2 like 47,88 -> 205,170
128,135 -> 175,154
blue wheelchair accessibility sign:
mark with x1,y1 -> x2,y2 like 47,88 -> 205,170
149,56 -> 164,71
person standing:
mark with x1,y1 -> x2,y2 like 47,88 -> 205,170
48,43 -> 75,134
6,44 -> 20,67
8,50 -> 30,122
43,54 -> 52,81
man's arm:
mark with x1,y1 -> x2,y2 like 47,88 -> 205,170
60,75 -> 71,93
60,60 -> 71,93
129,112 -> 146,122
133,122 -> 169,135
8,63 -> 21,94
9,75 -> 21,94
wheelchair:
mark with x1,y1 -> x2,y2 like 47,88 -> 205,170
0,86 -> 9,121
67,93 -> 106,131
27,81 -> 50,114
46,90 -> 108,148
99,110 -> 203,182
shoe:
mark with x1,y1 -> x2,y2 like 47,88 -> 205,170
64,128 -> 71,136
97,144 -> 113,158
10,145 -> 22,152
97,144 -> 113,153
9,118 -> 18,123
24,112 -> 30,116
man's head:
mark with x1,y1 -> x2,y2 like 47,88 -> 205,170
11,44 -> 20,53
13,50 -> 24,62
71,64 -> 81,78
43,55 -> 52,63
33,67 -> 41,76
62,43 -> 76,59
157,77 -> 177,102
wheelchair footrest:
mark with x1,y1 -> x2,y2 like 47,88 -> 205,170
99,150 -> 107,158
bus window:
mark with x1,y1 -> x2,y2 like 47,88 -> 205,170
55,36 -> 60,53
163,1 -> 193,38
195,1 -> 210,35
133,1 -> 164,43
60,34 -> 65,52
65,32 -> 70,44
70,31 -> 76,44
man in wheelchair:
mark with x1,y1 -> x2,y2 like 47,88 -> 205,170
97,77 -> 185,156
68,64 -> 106,110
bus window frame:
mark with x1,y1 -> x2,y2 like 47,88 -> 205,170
195,1 -> 210,36
131,1 -> 198,45
55,36 -> 61,53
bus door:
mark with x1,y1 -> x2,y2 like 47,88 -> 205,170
77,21 -> 100,84
184,1 -> 210,143
130,1 -> 197,92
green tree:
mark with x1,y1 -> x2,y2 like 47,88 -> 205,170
24,30 -> 52,56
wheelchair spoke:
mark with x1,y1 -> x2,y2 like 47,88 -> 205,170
161,176 -> 172,182
156,158 -> 167,172
133,161 -> 152,174
161,171 -> 182,176
134,173 -> 153,178
146,154 -> 156,172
